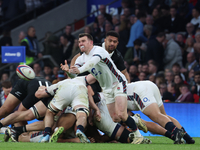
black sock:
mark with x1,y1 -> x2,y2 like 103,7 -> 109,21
44,127 -> 51,136
164,131 -> 174,140
165,122 -> 178,139
0,122 -> 3,128
77,125 -> 85,132
182,127 -> 193,144
13,126 -> 26,135
124,116 -> 137,131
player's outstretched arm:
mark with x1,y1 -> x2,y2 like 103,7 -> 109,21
35,86 -> 49,99
61,60 -> 77,78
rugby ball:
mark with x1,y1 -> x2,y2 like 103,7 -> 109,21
16,65 -> 35,81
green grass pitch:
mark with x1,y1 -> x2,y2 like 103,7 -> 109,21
0,134 -> 199,150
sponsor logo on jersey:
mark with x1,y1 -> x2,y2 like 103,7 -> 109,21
143,97 -> 149,102
15,91 -> 22,96
117,87 -> 120,90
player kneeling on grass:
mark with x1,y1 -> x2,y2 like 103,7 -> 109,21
126,81 -> 195,144
35,76 -> 91,143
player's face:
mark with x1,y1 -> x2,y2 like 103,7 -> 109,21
79,36 -> 92,53
104,36 -> 119,53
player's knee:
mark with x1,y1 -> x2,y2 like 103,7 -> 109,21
47,103 -> 59,115
75,107 -> 89,117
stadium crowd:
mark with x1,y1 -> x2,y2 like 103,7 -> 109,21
0,0 -> 199,144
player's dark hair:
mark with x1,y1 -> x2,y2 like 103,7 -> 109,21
1,80 -> 12,88
79,33 -> 93,41
194,71 -> 200,76
156,32 -> 166,38
133,39 -> 142,46
172,63 -> 181,68
136,11 -> 146,19
106,30 -> 120,39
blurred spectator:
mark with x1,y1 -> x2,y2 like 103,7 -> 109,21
165,71 -> 174,84
52,70 -> 67,84
174,74 -> 186,98
184,37 -> 194,53
176,33 -> 185,50
33,63 -> 44,77
159,82 -> 176,102
92,22 -> 102,43
142,63 -> 149,77
124,39 -> 145,65
62,25 -> 75,46
193,57 -> 200,71
176,84 -> 194,102
152,8 -> 161,23
129,65 -> 138,82
70,39 -> 80,60
143,24 -> 154,42
191,71 -> 200,96
163,6 -> 185,33
21,26 -> 42,65
190,7 -> 200,28
0,80 -> 12,107
185,23 -> 195,39
42,33 -> 60,65
100,22 -> 113,43
167,82 -> 176,98
114,25 -> 129,57
60,34 -> 73,64
123,7 -> 132,19
95,5 -> 112,24
126,11 -> 147,48
2,0 -> 26,21
172,63 -> 185,81
176,0 -> 194,23
25,0 -> 41,12
96,14 -> 106,33
155,74 -> 165,87
132,0 -> 149,14
113,0 -> 133,16
145,32 -> 165,71
148,60 -> 158,78
112,15 -> 120,28
187,69 -> 195,90
138,72 -> 146,81
145,15 -> 160,36
0,29 -> 12,53
185,52 -> 198,71
137,63 -> 142,73
0,73 -> 9,83
163,34 -> 183,70
195,32 -> 200,43
43,66 -> 53,81
51,66 -> 59,81
18,31 -> 26,45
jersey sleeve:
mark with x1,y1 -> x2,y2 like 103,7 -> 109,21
78,56 -> 101,73
114,51 -> 126,71
46,83 -> 59,96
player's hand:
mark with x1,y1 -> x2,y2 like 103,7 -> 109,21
71,66 -> 80,74
94,109 -> 101,122
60,60 -> 69,72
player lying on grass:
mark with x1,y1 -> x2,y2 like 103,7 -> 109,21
0,77 -> 51,127
17,86 -> 151,144
126,80 -> 195,144
34,76 -> 93,143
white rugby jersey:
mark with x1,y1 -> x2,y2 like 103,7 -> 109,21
75,46 -> 127,92
46,76 -> 86,96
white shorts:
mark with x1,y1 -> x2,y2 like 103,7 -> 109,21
64,106 -> 76,116
94,95 -> 118,137
127,100 -> 140,111
103,82 -> 127,104
127,81 -> 163,112
50,84 -> 89,111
